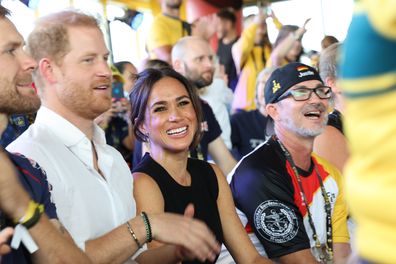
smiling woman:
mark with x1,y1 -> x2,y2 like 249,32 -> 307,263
129,68 -> 271,264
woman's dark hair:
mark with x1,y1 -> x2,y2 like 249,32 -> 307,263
130,68 -> 203,149
143,59 -> 172,71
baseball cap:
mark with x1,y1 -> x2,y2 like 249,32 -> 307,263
264,62 -> 323,104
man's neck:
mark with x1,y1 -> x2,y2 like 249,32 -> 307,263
222,31 -> 238,45
43,102 -> 95,141
196,86 -> 208,96
0,113 -> 9,139
275,126 -> 314,171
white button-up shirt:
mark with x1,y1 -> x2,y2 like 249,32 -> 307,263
8,107 -> 136,253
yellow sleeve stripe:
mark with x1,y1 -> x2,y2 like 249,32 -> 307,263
339,73 -> 396,98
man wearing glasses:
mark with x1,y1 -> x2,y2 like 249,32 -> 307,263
227,62 -> 351,263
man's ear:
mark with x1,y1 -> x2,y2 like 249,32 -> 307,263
266,103 -> 281,121
38,58 -> 57,84
172,59 -> 184,74
325,76 -> 336,88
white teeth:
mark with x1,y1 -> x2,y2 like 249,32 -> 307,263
96,86 -> 107,89
167,126 -> 187,135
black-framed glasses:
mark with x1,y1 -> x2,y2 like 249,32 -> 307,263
276,86 -> 333,102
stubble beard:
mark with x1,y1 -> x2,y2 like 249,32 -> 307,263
0,79 -> 41,115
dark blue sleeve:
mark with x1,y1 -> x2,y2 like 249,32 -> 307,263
9,152 -> 58,219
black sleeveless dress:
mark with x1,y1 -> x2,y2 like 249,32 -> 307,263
132,153 -> 224,264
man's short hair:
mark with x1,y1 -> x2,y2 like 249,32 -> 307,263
27,9 -> 100,65
321,35 -> 339,50
171,36 -> 207,63
216,8 -> 236,24
0,5 -> 10,17
319,43 -> 340,81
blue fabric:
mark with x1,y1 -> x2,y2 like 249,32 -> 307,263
0,115 -> 30,148
340,14 -> 396,80
1,151 -> 57,264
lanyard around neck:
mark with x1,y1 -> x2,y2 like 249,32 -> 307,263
275,136 -> 333,262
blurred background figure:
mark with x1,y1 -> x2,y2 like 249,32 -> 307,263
314,42 -> 348,172
231,5 -> 280,112
114,61 -> 138,97
216,7 -> 239,91
146,0 -> 216,63
95,65 -> 135,167
320,35 -> 338,51
267,18 -> 310,68
230,67 -> 275,160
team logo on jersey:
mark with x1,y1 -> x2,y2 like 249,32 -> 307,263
254,200 -> 299,243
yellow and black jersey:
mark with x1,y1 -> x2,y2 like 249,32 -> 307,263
228,137 -> 349,259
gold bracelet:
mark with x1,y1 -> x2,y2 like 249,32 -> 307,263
126,221 -> 142,248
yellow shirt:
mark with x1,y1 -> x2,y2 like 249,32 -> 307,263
339,1 -> 396,262
146,14 -> 190,59
232,24 -> 272,111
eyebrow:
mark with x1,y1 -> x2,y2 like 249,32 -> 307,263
2,40 -> 23,50
149,95 -> 190,109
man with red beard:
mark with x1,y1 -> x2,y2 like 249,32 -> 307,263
8,9 -> 220,264
0,5 -> 92,263
228,63 -> 351,263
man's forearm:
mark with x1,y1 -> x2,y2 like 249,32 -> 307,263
31,216 -> 91,264
84,216 -> 147,264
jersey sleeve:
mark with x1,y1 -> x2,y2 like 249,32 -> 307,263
9,152 -> 58,220
230,157 -> 311,258
39,167 -> 58,219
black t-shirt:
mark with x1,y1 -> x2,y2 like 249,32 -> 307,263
229,137 -> 311,258
327,109 -> 343,134
230,109 -> 269,160
133,154 -> 223,264
189,100 -> 222,161
217,38 -> 239,91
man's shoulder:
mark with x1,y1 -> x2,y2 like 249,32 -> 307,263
7,124 -> 53,155
230,139 -> 282,180
313,153 -> 343,183
152,13 -> 181,26
7,151 -> 50,195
